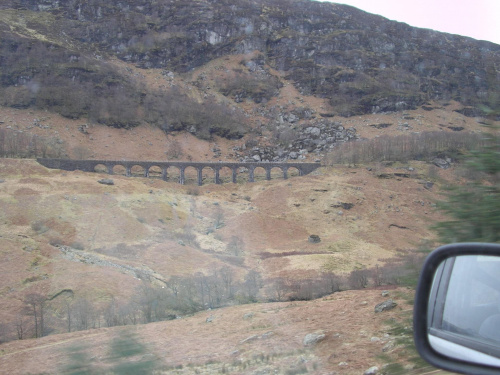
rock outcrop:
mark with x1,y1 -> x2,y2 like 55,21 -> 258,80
0,0 -> 498,137
374,299 -> 397,313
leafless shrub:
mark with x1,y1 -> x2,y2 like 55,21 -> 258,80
240,270 -> 263,303
70,242 -> 85,250
289,278 -> 316,301
227,236 -> 244,257
72,298 -> 98,331
0,322 -> 10,343
144,88 -> 247,140
15,315 -> 30,340
23,293 -> 49,338
72,146 -> 91,160
216,69 -> 282,104
49,238 -> 64,247
348,269 -> 370,289
0,86 -> 33,108
3,247 -> 427,342
176,221 -> 198,247
186,186 -> 200,196
166,139 -> 183,159
319,272 -> 344,293
244,135 -> 259,149
212,205 -> 225,230
0,129 -> 67,159
88,88 -> 141,129
324,131 -> 484,165
31,220 -> 48,234
265,277 -> 292,302
265,272 -> 345,302
274,127 -> 300,146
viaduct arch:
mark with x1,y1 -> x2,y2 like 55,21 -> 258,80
37,159 -> 321,185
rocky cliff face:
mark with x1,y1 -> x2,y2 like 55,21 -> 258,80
1,0 -> 499,127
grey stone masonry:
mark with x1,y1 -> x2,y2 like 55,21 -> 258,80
37,159 -> 321,185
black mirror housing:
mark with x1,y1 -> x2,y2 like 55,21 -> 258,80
414,243 -> 500,375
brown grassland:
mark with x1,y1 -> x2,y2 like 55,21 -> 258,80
0,54 -> 491,374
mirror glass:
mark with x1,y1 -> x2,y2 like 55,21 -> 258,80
427,255 -> 500,367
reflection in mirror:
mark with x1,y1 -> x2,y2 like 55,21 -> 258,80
427,255 -> 500,367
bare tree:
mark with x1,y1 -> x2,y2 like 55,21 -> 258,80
175,277 -> 202,314
103,297 -> 120,328
243,271 -> 262,302
348,269 -> 369,289
371,265 -> 384,287
120,303 -> 140,326
266,277 -> 291,302
212,206 -> 224,230
72,297 -> 95,331
320,272 -> 343,294
23,293 -> 48,338
227,236 -> 244,256
15,314 -> 29,340
166,276 -> 182,298
219,266 -> 235,300
133,284 -> 156,323
167,139 -> 183,159
64,300 -> 73,333
292,279 -> 315,301
0,322 -> 9,344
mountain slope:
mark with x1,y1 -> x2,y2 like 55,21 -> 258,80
0,157 -> 445,334
0,1 -> 498,373
0,287 -> 417,375
0,158 -> 429,373
0,0 -> 498,134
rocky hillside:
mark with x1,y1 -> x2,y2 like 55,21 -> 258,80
0,0 -> 498,143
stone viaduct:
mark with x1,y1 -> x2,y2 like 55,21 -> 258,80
37,158 -> 321,185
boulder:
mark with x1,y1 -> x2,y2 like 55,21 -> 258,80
375,299 -> 397,313
303,331 -> 325,346
243,312 -> 254,320
382,340 -> 396,352
305,127 -> 321,137
240,335 -> 259,344
98,178 -> 114,185
261,331 -> 274,339
364,366 -> 379,375
433,158 -> 451,169
308,234 -> 321,243
424,181 -> 434,190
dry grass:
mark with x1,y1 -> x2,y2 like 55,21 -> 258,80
0,288 -> 417,375
0,56 -> 487,373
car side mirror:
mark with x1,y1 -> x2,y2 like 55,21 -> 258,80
414,243 -> 500,375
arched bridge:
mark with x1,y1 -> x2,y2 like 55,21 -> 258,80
37,158 -> 321,185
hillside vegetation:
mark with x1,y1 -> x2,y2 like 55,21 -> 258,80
0,0 -> 499,139
0,152 -> 462,373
